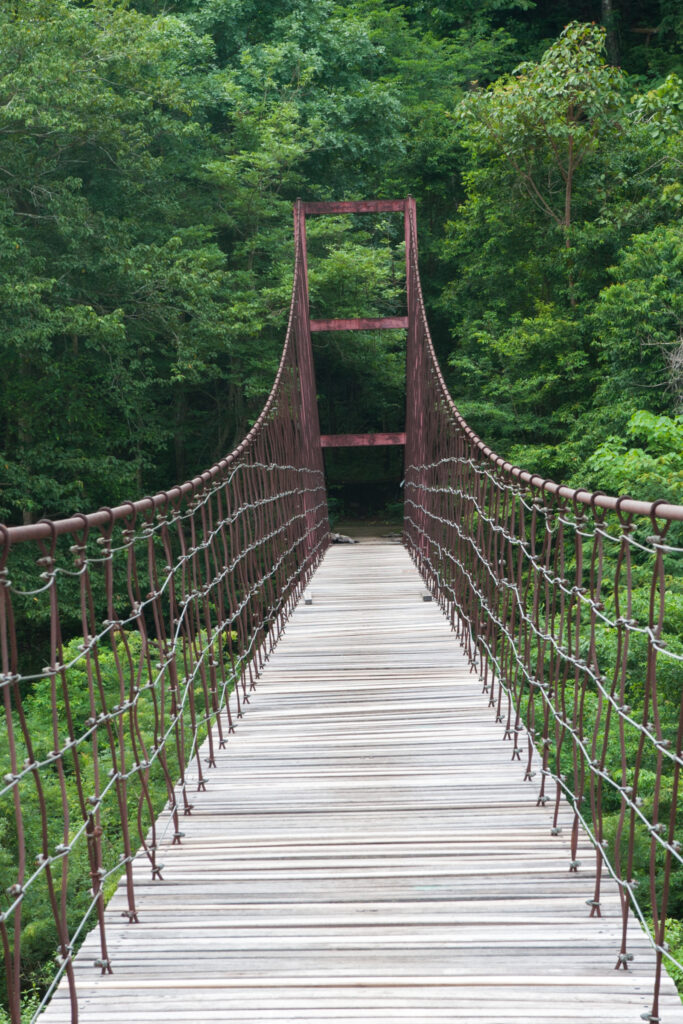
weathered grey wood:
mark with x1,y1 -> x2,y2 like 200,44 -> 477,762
40,542 -> 683,1022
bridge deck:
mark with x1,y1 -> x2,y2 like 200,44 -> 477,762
43,541 -> 683,1023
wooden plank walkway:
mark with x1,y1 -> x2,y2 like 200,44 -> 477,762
43,540 -> 683,1022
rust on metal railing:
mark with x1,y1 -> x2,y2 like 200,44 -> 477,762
0,204 -> 329,1024
320,432 -> 406,448
402,199 -> 683,1024
310,317 -> 409,332
5,192 -> 683,1024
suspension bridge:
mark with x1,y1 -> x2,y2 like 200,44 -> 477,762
2,199 -> 683,1024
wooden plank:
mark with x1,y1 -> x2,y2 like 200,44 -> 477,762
302,200 -> 405,215
310,317 -> 408,332
320,433 -> 406,448
39,541 -> 683,1024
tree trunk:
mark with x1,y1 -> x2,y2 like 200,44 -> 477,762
216,380 -> 245,459
174,386 -> 187,483
601,0 -> 620,66
17,355 -> 35,525
667,336 -> 683,414
565,130 -> 577,308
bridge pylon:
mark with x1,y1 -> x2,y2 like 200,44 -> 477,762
292,196 -> 426,493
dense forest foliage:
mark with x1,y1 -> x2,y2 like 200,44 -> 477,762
0,0 -> 681,525
0,3 -> 682,1019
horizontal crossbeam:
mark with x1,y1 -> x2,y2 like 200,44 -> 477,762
302,199 -> 406,215
320,432 -> 406,447
310,317 -> 408,332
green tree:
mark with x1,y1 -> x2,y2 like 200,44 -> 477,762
0,0 -> 232,522
455,22 -> 624,306
441,23 -> 682,478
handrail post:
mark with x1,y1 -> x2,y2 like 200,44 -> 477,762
292,200 -> 325,557
403,196 -> 427,554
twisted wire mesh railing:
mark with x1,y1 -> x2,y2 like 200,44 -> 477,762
402,203 -> 683,1024
0,215 -> 328,1023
